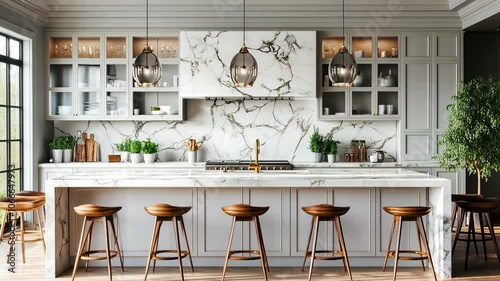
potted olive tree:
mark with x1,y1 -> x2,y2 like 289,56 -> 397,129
142,138 -> 159,164
308,127 -> 326,163
324,136 -> 340,163
436,78 -> 500,194
129,139 -> 143,164
115,138 -> 132,162
49,135 -> 75,163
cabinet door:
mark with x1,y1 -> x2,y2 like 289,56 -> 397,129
403,133 -> 432,161
404,63 -> 431,130
197,187 -> 244,256
436,62 -> 459,130
434,168 -> 461,195
246,188 -> 290,256
376,187 -> 427,256
404,33 -> 431,58
435,33 -> 460,59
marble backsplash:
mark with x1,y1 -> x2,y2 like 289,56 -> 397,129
54,99 -> 398,162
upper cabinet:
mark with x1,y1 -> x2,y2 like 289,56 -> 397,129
318,32 -> 401,121
46,33 -> 185,121
179,31 -> 316,99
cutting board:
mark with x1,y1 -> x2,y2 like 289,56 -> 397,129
75,133 -> 87,162
85,134 -> 99,162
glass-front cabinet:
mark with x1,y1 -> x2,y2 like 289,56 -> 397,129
46,33 -> 184,121
318,32 -> 401,120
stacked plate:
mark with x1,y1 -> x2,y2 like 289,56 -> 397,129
57,105 -> 72,115
106,96 -> 117,113
84,102 -> 100,115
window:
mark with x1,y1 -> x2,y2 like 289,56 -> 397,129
0,32 -> 23,200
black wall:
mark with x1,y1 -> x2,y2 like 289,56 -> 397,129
464,32 -> 500,202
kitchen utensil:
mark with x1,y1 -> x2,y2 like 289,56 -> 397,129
386,104 -> 394,115
376,150 -> 385,162
76,133 -> 87,162
187,138 -> 201,151
323,107 -> 330,115
378,105 -> 386,115
134,108 -> 140,115
369,154 -> 378,163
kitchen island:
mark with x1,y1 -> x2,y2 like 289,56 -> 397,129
45,168 -> 451,278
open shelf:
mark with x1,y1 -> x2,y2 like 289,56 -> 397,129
352,37 -> 373,59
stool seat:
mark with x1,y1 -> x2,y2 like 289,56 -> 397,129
456,199 -> 500,213
0,197 -> 44,212
452,194 -> 482,202
15,191 -> 46,202
144,204 -> 191,217
222,204 -> 269,217
383,206 -> 431,218
302,204 -> 349,218
74,204 -> 122,217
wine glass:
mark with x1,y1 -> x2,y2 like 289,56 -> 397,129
172,46 -> 178,58
54,44 -> 59,57
323,42 -> 333,58
160,45 -> 166,58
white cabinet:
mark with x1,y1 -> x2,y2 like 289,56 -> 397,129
179,31 -> 316,99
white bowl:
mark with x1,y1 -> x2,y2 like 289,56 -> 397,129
78,82 -> 89,88
151,110 -> 165,115
159,105 -> 171,114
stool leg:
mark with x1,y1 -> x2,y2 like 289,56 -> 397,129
392,216 -> 403,281
415,220 -> 425,271
301,217 -> 315,272
84,221 -> 94,272
20,212 -> 25,263
0,210 -> 7,246
451,203 -> 458,233
471,213 -> 479,256
172,217 -> 185,281
335,217 -> 352,281
335,220 -> 347,273
221,217 -> 236,281
144,219 -> 161,281
307,216 -> 320,281
253,217 -> 268,281
465,212 -> 473,271
256,217 -> 269,272
152,221 -> 163,272
383,216 -> 397,271
103,217 -> 113,281
417,217 -> 437,281
179,216 -> 194,272
109,216 -> 124,272
36,208 -> 46,254
478,213 -> 488,262
72,217 -> 90,281
452,208 -> 466,256
485,212 -> 500,263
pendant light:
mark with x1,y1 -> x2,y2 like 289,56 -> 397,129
133,0 -> 161,87
328,0 -> 357,87
230,0 -> 258,88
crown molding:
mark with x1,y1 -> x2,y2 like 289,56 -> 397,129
0,0 -> 48,26
457,0 -> 500,29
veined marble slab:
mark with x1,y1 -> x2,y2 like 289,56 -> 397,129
45,168 -> 451,279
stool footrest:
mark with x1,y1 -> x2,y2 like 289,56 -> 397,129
228,250 -> 262,260
388,250 -> 429,261
307,250 -> 345,261
152,250 -> 189,260
80,250 -> 118,261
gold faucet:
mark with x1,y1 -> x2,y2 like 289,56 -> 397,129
248,139 -> 260,173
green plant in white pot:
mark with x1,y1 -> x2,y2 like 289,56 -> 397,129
308,127 -> 326,163
129,139 -> 142,164
49,136 -> 75,163
142,138 -> 159,164
324,136 -> 340,163
436,78 -> 500,194
115,138 -> 132,162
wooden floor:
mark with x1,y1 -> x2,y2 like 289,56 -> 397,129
1,230 -> 500,280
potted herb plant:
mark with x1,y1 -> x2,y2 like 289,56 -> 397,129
308,127 -> 326,163
49,135 -> 75,163
142,138 -> 159,164
436,78 -> 500,194
129,139 -> 143,164
324,136 -> 340,163
115,138 -> 132,162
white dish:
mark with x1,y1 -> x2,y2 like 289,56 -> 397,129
151,110 -> 165,115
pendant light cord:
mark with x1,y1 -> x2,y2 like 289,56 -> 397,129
342,0 -> 345,45
243,0 -> 246,46
146,0 -> 149,46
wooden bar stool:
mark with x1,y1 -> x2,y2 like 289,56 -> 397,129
451,194 -> 483,256
452,198 -> 500,271
221,204 -> 270,281
0,197 -> 46,263
382,206 -> 436,281
15,191 -> 46,230
72,204 -> 124,281
144,204 -> 194,281
301,204 -> 352,281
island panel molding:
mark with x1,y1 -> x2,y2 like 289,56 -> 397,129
179,31 -> 316,98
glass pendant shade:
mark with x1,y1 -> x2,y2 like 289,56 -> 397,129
328,45 -> 358,87
230,46 -> 258,87
133,45 -> 161,87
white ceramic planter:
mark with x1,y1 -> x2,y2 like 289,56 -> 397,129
313,152 -> 324,163
130,153 -> 142,164
143,153 -> 156,164
119,151 -> 130,162
63,149 -> 73,163
327,154 -> 336,163
187,151 -> 197,163
52,149 -> 64,163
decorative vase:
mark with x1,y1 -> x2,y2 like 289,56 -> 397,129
187,151 -> 197,163
327,154 -> 336,163
143,153 -> 156,164
120,151 -> 130,162
52,149 -> 64,163
313,152 -> 324,163
130,153 -> 142,164
63,149 -> 73,163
